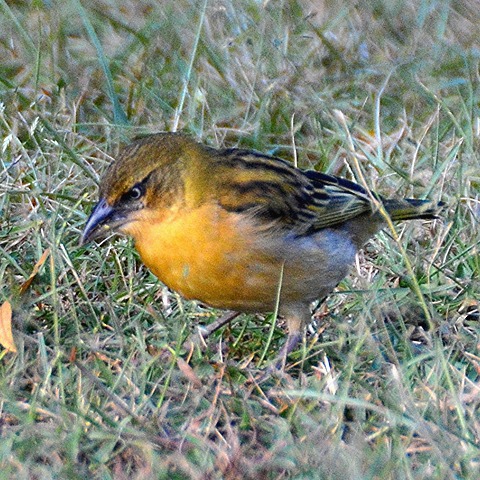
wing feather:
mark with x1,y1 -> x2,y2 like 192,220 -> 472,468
214,149 -> 374,234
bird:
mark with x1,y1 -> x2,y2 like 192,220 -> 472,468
81,132 -> 444,369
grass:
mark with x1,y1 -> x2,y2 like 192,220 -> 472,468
0,0 -> 479,478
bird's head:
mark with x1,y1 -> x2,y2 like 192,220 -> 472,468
81,132 -> 207,245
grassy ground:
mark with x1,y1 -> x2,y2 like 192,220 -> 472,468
0,0 -> 479,478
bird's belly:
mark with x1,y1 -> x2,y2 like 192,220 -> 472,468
130,204 -> 281,311
129,204 -> 357,313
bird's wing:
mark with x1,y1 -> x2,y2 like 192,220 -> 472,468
214,149 -> 375,234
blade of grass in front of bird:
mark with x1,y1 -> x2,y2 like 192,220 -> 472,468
258,262 -> 284,366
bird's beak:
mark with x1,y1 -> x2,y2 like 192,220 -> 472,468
81,198 -> 116,245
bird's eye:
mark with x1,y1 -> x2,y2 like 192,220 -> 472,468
125,184 -> 144,201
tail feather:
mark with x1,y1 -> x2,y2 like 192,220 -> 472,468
384,199 -> 446,221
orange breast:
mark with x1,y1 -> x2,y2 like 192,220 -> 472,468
122,203 -> 284,312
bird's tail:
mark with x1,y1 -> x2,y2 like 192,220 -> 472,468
383,198 -> 446,221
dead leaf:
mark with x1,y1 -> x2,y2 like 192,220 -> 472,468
69,347 -> 77,363
177,358 -> 203,388
19,248 -> 50,295
0,301 -> 17,353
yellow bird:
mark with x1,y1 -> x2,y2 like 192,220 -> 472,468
81,132 -> 444,366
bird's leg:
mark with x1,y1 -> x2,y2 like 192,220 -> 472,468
253,330 -> 303,383
261,308 -> 309,376
183,311 -> 241,351
272,330 -> 303,370
200,311 -> 241,337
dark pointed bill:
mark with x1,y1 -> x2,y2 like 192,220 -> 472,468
81,198 -> 117,245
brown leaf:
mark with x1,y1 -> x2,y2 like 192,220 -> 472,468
177,357 -> 203,388
69,347 -> 77,363
19,248 -> 50,295
0,301 -> 17,353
